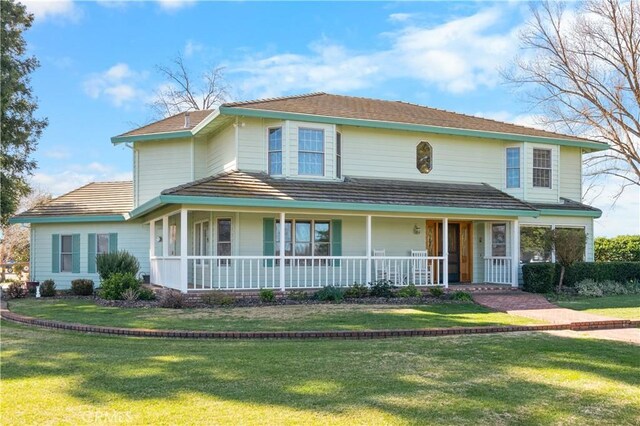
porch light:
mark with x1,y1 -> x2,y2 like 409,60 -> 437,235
156,236 -> 163,243
413,224 -> 421,235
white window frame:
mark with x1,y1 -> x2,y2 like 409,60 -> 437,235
533,148 -> 552,188
267,127 -> 283,176
275,219 -> 331,264
60,234 -> 73,272
297,127 -> 325,176
490,223 -> 508,257
336,131 -> 342,179
216,218 -> 232,263
506,147 -> 520,189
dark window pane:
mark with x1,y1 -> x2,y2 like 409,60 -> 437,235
61,254 -> 72,272
491,224 -> 507,257
314,222 -> 330,243
520,227 -> 552,263
61,235 -> 72,253
97,234 -> 109,254
314,243 -> 330,256
218,219 -> 231,242
295,242 -> 312,256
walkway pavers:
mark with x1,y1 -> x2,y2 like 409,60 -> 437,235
472,292 -> 557,311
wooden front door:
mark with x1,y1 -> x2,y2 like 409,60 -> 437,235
425,220 -> 473,283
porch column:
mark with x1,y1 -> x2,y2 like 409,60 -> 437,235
512,219 -> 520,287
162,216 -> 169,257
442,217 -> 449,288
279,212 -> 286,292
180,209 -> 188,293
366,215 -> 372,285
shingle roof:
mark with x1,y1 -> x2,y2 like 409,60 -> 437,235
223,92 -> 600,144
117,110 -> 213,137
13,181 -> 133,219
162,171 -> 537,212
530,198 -> 602,213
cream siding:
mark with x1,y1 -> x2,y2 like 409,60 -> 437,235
135,138 -> 192,207
193,136 -> 209,180
31,221 -> 149,289
559,146 -> 583,201
207,123 -> 237,176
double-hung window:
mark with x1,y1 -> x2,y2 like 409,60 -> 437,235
298,128 -> 324,176
533,148 -> 552,188
97,234 -> 110,256
60,235 -> 73,272
506,147 -> 520,188
268,127 -> 283,175
491,224 -> 507,257
276,220 -> 331,265
336,132 -> 342,179
217,219 -> 231,265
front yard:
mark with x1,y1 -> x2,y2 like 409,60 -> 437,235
7,298 -> 543,331
2,321 -> 639,425
552,295 -> 640,320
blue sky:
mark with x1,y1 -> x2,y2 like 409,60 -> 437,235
20,0 -> 640,237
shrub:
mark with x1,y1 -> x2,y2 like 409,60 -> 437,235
201,291 -> 234,306
563,262 -> 640,287
96,251 -> 140,282
546,228 -> 587,291
121,288 -> 139,301
314,285 -> 344,302
397,284 -> 421,298
522,263 -> 557,293
287,290 -> 309,301
71,279 -> 94,296
595,235 -> 640,262
99,272 -> 140,300
5,282 -> 27,299
344,283 -> 369,299
259,288 -> 276,303
159,290 -> 185,309
40,279 -> 56,297
428,287 -> 445,298
137,287 -> 156,301
574,279 -> 603,297
369,279 -> 396,298
575,279 -> 640,297
450,291 -> 473,302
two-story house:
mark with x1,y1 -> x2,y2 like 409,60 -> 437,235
12,93 -> 605,292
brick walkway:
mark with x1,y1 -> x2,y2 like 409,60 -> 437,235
473,292 -> 556,311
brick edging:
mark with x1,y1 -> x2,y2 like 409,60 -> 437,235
1,303 -> 638,340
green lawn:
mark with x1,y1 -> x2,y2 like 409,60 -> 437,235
1,321 -> 638,425
7,299 -> 543,332
553,295 -> 640,320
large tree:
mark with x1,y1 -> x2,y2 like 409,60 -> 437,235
507,0 -> 640,196
1,0 -> 48,225
150,52 -> 229,118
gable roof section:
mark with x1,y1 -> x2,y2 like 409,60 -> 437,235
10,181 -> 133,224
134,171 -> 540,217
112,110 -> 215,143
219,93 -> 608,151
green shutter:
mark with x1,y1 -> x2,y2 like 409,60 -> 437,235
263,218 -> 275,267
51,234 -> 60,273
88,233 -> 96,274
331,220 -> 342,267
109,233 -> 118,252
72,234 -> 81,273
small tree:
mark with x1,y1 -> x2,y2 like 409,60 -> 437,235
545,228 -> 587,292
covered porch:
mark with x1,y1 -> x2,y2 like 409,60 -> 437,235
147,207 -> 521,292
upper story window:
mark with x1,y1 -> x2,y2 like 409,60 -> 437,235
336,132 -> 342,179
268,127 -> 283,175
533,148 -> 552,188
298,128 -> 324,176
506,147 -> 520,188
416,141 -> 432,174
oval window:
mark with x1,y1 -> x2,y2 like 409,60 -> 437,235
416,141 -> 432,174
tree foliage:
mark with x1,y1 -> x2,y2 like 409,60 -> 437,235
1,0 -> 48,225
150,52 -> 229,118
544,228 -> 587,291
595,235 -> 640,262
507,0 -> 640,197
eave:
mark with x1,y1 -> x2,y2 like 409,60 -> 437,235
9,214 -> 128,224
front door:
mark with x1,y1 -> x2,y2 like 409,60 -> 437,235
426,221 -> 473,283
447,224 -> 460,282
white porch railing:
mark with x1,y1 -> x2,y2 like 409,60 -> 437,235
484,256 -> 512,285
151,255 -> 446,291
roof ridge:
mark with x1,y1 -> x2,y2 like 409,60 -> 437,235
222,92 -> 326,108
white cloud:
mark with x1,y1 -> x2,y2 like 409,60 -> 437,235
30,163 -> 132,196
83,63 -> 148,107
21,0 -> 82,23
233,7 -> 523,98
42,147 -> 71,160
184,40 -> 204,57
474,111 -> 547,130
389,13 -> 415,23
156,0 -> 196,11
590,179 -> 640,237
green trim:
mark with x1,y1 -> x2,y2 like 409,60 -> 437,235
9,215 -> 126,224
219,106 -> 608,151
538,208 -> 602,218
129,196 -> 163,218
111,130 -> 193,145
147,194 -> 539,218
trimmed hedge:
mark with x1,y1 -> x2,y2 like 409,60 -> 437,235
595,235 -> 640,262
522,261 -> 640,293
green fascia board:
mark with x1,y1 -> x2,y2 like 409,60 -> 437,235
538,208 -> 602,218
219,106 -> 609,152
148,194 -> 540,218
129,196 -> 164,218
9,215 -> 127,224
111,130 -> 193,145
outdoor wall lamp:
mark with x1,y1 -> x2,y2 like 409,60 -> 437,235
156,236 -> 163,243
413,224 -> 421,235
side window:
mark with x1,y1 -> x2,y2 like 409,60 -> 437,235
416,141 -> 432,174
268,127 -> 282,175
491,224 -> 507,257
533,148 -> 552,188
506,147 -> 520,188
298,128 -> 324,176
217,219 -> 231,257
60,235 -> 73,272
97,234 -> 110,255
336,132 -> 342,179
